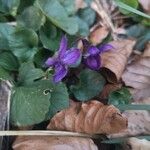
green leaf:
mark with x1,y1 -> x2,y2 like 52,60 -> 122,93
71,69 -> 106,101
17,6 -> 46,31
34,49 -> 51,68
0,13 -> 8,22
18,0 -> 35,13
35,0 -> 78,35
78,7 -> 96,26
58,0 -> 76,15
0,23 -> 14,50
10,85 -> 51,126
115,0 -> 150,19
0,51 -> 19,71
18,62 -> 44,86
39,21 -> 63,51
9,27 -> 39,62
33,80 -> 69,119
0,24 -> 39,61
126,24 -> 150,51
76,17 -> 89,36
0,66 -> 11,80
108,87 -> 132,105
0,0 -> 20,16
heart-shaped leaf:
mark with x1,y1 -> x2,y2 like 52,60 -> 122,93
9,27 -> 38,62
0,51 -> 19,71
108,87 -> 132,105
71,69 -> 106,101
10,85 -> 51,126
10,79 -> 69,126
17,6 -> 45,31
18,62 -> 44,86
35,0 -> 78,35
0,0 -> 20,16
39,21 -> 63,51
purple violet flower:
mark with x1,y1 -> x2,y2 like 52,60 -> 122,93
82,39 -> 113,70
45,36 -> 81,83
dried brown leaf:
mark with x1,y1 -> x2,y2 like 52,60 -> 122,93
139,0 -> 150,14
101,39 -> 135,83
75,0 -> 87,10
110,110 -> 150,137
89,26 -> 109,45
109,98 -> 150,138
143,42 -> 150,57
47,101 -> 127,134
13,136 -> 98,150
122,44 -> 150,101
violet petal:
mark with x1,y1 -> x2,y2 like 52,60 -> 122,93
87,46 -> 100,55
61,48 -> 81,66
45,57 -> 56,67
58,35 -> 68,58
53,63 -> 68,83
98,44 -> 114,53
84,55 -> 101,70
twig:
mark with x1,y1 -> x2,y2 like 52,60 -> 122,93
91,0 -> 117,40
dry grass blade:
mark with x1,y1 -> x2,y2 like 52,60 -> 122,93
0,130 -> 98,138
47,100 -> 127,134
91,0 -> 117,40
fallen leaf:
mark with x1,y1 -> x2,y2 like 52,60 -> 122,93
101,39 -> 136,83
127,137 -> 150,150
0,81 -> 12,149
143,42 -> 150,57
47,100 -> 127,134
89,26 -> 109,45
13,136 -> 98,150
109,98 -> 150,138
139,0 -> 150,14
99,84 -> 121,99
122,43 -> 150,101
75,0 -> 87,10
110,110 -> 150,138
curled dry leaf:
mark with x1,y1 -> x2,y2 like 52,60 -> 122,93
89,26 -> 109,45
13,136 -> 98,150
138,0 -> 150,14
99,83 -> 122,99
47,100 -> 127,134
127,137 -> 150,150
101,39 -> 135,83
122,43 -> 150,101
